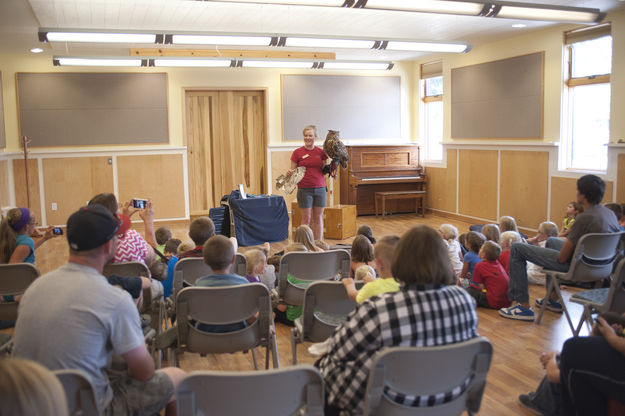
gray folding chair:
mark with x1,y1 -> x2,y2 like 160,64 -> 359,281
291,281 -> 357,364
569,256 -> 625,336
536,231 -> 625,334
177,365 -> 324,416
172,253 -> 246,293
54,369 -> 99,416
175,283 -> 279,369
0,263 -> 40,354
363,337 -> 493,416
278,250 -> 350,308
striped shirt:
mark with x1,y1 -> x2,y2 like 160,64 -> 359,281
317,283 -> 478,415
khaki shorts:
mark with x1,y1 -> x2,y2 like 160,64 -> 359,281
105,370 -> 173,416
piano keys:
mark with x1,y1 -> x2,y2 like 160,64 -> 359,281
339,145 -> 425,215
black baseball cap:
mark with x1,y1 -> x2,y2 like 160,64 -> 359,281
66,205 -> 121,251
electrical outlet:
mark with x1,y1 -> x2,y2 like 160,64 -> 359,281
108,158 -> 112,165
51,202 -> 57,211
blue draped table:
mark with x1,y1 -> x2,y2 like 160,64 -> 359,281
228,195 -> 289,246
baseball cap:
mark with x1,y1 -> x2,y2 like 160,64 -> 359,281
66,205 -> 121,251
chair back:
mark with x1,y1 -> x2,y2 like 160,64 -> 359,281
0,263 -> 39,321
233,252 -> 247,277
363,337 -> 493,416
562,231 -> 625,284
278,250 -> 350,306
102,261 -> 150,278
605,257 -> 625,315
301,281 -> 357,342
176,283 -> 271,354
177,366 -> 324,416
54,369 -> 99,416
173,254 -> 247,293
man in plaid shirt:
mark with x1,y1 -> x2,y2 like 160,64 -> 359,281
317,225 -> 479,415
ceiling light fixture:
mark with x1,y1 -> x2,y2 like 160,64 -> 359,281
43,31 -> 157,43
53,57 -> 145,67
322,61 -> 393,70
153,58 -> 233,67
241,60 -> 314,68
284,37 -> 375,49
172,34 -> 273,46
30,48 -> 44,53
384,41 -> 469,53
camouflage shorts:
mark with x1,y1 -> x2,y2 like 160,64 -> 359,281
105,370 -> 173,416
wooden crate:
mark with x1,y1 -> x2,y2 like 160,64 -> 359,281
291,202 -> 357,240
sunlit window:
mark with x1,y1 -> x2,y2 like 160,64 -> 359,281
421,64 -> 443,162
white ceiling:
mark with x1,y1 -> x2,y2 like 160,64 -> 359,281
1,0 -> 624,61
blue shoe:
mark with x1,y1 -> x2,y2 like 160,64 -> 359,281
535,297 -> 563,313
499,304 -> 535,321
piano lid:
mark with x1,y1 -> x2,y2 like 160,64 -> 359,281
346,145 -> 420,174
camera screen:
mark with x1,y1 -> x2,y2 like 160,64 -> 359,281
133,199 -> 146,209
53,227 -> 63,235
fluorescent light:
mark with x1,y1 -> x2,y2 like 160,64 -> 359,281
512,24 -> 527,28
30,48 -> 44,53
363,0 -> 483,15
242,60 -> 314,68
172,34 -> 272,46
497,6 -> 602,23
202,0 -> 345,5
45,32 -> 156,43
56,58 -> 142,67
153,59 -> 232,67
385,41 -> 468,53
323,62 -> 391,70
285,37 -> 375,49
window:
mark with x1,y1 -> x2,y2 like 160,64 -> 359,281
562,25 -> 612,171
421,61 -> 443,162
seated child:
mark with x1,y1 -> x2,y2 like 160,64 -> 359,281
354,264 -> 376,281
499,216 -> 519,233
350,235 -> 374,278
155,226 -> 172,254
466,241 -> 510,309
162,238 -> 182,299
527,221 -> 558,285
559,201 -> 583,238
342,235 -> 400,304
481,223 -> 501,244
439,224 -> 463,277
293,225 -> 323,252
244,248 -> 266,283
605,203 -> 625,230
357,224 -> 376,245
499,231 -> 521,274
458,232 -> 468,256
164,238 -> 181,259
458,231 -> 485,287
314,239 -> 330,251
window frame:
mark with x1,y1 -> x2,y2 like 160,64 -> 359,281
420,64 -> 444,164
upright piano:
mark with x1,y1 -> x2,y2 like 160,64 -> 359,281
339,145 -> 424,216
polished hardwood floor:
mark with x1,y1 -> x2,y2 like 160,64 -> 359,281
4,211 -> 587,415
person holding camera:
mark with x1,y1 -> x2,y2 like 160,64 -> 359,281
0,207 -> 61,265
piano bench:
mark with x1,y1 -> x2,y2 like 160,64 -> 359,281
375,191 -> 426,219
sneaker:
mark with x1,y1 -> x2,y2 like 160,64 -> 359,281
518,394 -> 543,415
499,304 -> 535,321
535,297 -> 563,313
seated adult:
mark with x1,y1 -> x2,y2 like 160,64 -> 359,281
499,175 -> 621,321
12,205 -> 185,415
317,224 -> 478,415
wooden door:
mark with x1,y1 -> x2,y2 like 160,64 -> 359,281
185,90 -> 267,216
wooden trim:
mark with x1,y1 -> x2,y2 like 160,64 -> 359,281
567,74 -> 610,87
428,208 -> 538,234
423,95 -> 442,103
131,48 -> 336,60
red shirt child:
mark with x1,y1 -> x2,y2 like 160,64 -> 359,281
472,252 -> 511,309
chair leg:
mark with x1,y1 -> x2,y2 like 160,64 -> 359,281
251,347 -> 259,370
271,334 -> 280,368
552,283 -> 575,334
536,278 -> 555,325
290,328 -> 299,365
574,306 -> 592,337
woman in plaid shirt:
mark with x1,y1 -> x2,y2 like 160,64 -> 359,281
317,224 -> 479,415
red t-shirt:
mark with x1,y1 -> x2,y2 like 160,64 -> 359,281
472,260 -> 511,309
290,146 -> 327,188
498,250 -> 511,274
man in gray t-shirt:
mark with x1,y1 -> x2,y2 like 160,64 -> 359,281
13,205 -> 185,415
499,174 -> 621,322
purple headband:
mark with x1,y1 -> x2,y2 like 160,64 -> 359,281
10,208 -> 31,232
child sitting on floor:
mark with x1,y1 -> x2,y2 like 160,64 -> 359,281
499,231 -> 521,274
466,241 -> 510,309
343,235 -> 400,304
458,231 -> 485,288
439,224 -> 463,277
481,223 -> 501,244
527,221 -> 559,285
244,249 -> 266,283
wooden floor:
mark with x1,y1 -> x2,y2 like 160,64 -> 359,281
4,212 -> 588,415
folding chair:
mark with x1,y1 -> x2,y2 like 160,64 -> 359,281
0,263 -> 40,354
54,369 -> 99,416
175,283 -> 279,369
172,253 -> 247,294
278,250 -> 350,309
177,365 -> 324,416
569,256 -> 625,336
536,231 -> 625,334
363,337 -> 493,416
291,281 -> 357,364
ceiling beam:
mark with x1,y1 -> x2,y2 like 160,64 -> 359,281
130,48 -> 336,60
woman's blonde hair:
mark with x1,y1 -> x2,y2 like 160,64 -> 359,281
538,221 -> 559,237
481,224 -> 501,244
0,357 -> 69,416
293,225 -> 318,252
245,248 -> 267,275
302,125 -> 318,137
499,216 -> 518,233
500,231 -> 521,248
0,208 -> 32,263
392,225 -> 454,286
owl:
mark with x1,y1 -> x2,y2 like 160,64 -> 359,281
323,130 -> 349,178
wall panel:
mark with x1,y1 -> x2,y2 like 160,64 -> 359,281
458,150 -> 498,221
117,154 -> 185,219
618,154 -> 625,202
426,149 -> 457,212
500,151 -> 548,229
0,160 -> 10,208
13,159 -> 40,222
42,157 -> 114,225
